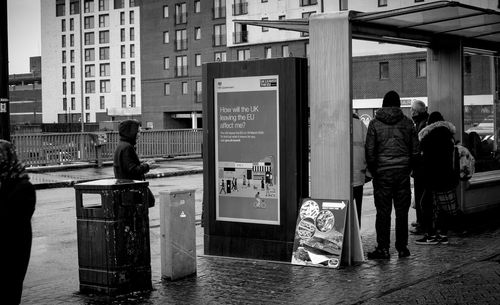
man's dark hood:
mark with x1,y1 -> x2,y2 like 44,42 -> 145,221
375,107 -> 404,125
119,120 -> 140,145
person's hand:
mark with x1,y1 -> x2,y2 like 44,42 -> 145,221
145,160 -> 159,169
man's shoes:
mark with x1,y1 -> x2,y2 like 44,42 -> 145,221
367,247 -> 390,259
415,235 -> 439,245
398,247 -> 411,258
435,235 -> 449,245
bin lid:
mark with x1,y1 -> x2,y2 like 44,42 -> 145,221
74,178 -> 149,190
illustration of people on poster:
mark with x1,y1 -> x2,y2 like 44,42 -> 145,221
214,76 -> 280,225
291,199 -> 348,268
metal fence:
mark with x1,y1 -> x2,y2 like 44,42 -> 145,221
12,129 -> 203,167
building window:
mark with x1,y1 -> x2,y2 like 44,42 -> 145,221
214,0 -> 225,19
279,15 -> 285,21
300,0 -> 317,6
234,23 -> 248,44
70,66 -> 75,78
261,17 -> 269,32
379,62 -> 389,79
176,55 -> 188,77
121,95 -> 127,108
416,59 -> 426,78
70,50 -> 75,62
63,97 -> 67,111
121,45 -> 126,58
121,62 -> 126,75
62,66 -> 67,79
84,16 -> 94,29
120,12 -> 125,25
163,31 -> 170,44
56,1 -> 65,17
70,34 -> 74,46
63,82 -> 67,95
262,0 -> 268,2
70,1 -> 79,15
130,44 -> 135,57
120,28 -> 126,41
100,63 -> 110,76
213,24 -> 226,46
71,82 -> 75,94
129,0 -> 135,6
130,28 -> 135,41
214,51 -> 226,62
115,0 -> 125,9
233,0 -> 248,16
130,61 -> 135,74
182,82 -> 188,95
100,96 -> 105,109
62,35 -> 66,48
100,80 -> 110,93
340,0 -> 348,10
301,12 -> 315,36
282,45 -> 289,57
84,0 -> 94,13
71,97 -> 75,110
86,81 -> 96,93
131,77 -> 135,92
99,0 -> 109,11
62,51 -> 66,63
265,47 -> 272,59
195,27 -> 201,40
85,48 -> 95,61
464,55 -> 472,74
195,54 -> 201,67
99,47 -> 110,60
84,32 -> 94,45
85,64 -> 95,77
415,0 -> 424,2
130,94 -> 136,107
85,113 -> 90,123
163,5 -> 169,18
164,83 -> 170,95
195,81 -> 202,102
175,29 -> 188,51
164,57 -> 170,70
130,11 -> 135,24
195,0 -> 201,13
99,30 -> 110,43
99,14 -> 109,27
378,0 -> 388,7
175,3 -> 187,25
85,97 -> 90,110
121,78 -> 126,91
61,19 -> 66,32
237,49 -> 250,61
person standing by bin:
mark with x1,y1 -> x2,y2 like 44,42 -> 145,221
352,113 -> 368,227
113,119 -> 157,205
365,91 -> 419,259
0,140 -> 36,304
410,100 -> 430,235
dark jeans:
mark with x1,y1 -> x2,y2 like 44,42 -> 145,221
413,176 -> 424,225
373,168 -> 411,251
353,185 -> 364,227
420,189 -> 435,236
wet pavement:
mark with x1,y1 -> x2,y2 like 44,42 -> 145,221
20,162 -> 500,304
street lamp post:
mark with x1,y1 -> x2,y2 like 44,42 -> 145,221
0,0 -> 10,141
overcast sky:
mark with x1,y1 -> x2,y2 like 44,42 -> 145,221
8,0 -> 41,74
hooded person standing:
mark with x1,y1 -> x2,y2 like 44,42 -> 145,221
0,140 -> 36,304
352,113 -> 368,227
365,91 -> 420,259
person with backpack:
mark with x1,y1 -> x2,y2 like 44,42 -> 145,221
415,112 -> 461,245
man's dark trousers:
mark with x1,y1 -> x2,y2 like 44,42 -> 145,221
373,168 -> 411,251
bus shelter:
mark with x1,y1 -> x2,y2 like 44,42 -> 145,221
237,1 -> 500,214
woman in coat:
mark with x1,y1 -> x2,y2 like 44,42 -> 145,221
415,112 -> 458,245
0,140 -> 36,304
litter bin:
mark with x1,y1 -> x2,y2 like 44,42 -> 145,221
74,179 -> 152,295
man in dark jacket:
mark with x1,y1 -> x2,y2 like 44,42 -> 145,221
365,91 -> 420,259
410,100 -> 430,235
113,119 -> 154,180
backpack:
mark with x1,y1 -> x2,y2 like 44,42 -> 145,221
454,144 -> 475,180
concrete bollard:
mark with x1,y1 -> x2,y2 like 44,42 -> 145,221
160,189 -> 197,281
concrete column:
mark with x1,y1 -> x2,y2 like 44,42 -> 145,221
191,112 -> 198,129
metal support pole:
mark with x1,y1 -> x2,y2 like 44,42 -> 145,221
0,0 -> 10,141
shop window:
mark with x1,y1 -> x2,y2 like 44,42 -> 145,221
378,0 -> 387,7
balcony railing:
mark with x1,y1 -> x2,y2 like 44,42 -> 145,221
233,31 -> 248,44
175,65 -> 188,77
194,91 -> 202,103
213,6 -> 226,19
213,34 -> 226,46
232,2 -> 248,16
175,12 -> 187,24
175,39 -> 188,51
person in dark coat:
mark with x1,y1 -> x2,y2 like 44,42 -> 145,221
415,112 -> 459,245
365,91 -> 420,259
410,100 -> 430,235
113,119 -> 154,180
0,140 -> 36,304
